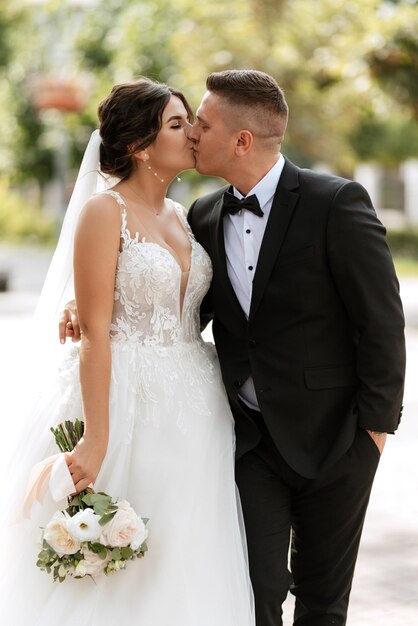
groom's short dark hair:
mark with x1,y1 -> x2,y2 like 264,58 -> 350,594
206,70 -> 288,143
206,70 -> 288,116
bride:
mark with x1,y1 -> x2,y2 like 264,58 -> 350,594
0,78 -> 255,625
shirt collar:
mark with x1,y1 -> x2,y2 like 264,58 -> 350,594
233,154 -> 285,210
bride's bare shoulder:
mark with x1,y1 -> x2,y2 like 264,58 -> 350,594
74,194 -> 123,252
78,192 -> 122,227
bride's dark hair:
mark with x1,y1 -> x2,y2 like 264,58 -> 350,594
98,77 -> 193,179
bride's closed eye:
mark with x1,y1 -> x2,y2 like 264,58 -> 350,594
171,118 -> 190,130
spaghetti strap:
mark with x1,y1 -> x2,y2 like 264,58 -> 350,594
101,190 -> 130,248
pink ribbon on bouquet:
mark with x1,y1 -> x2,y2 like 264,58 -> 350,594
23,453 -> 75,518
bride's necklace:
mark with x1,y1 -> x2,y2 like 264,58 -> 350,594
125,182 -> 165,216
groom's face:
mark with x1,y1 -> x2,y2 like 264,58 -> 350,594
188,91 -> 237,177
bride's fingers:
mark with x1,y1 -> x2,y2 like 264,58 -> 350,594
69,465 -> 96,487
65,456 -> 80,483
73,477 -> 93,494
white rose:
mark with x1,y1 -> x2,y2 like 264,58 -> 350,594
44,511 -> 80,556
66,508 -> 102,543
79,546 -> 109,577
100,500 -> 143,548
130,519 -> 148,551
74,561 -> 87,577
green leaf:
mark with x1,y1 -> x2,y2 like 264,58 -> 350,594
68,494 -> 82,507
88,542 -> 105,553
43,539 -> 56,554
82,493 -> 114,516
99,511 -> 117,526
111,548 -> 121,561
120,546 -> 134,559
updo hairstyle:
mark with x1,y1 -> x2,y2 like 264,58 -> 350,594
98,77 -> 193,179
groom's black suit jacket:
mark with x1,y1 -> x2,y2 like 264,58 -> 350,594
188,158 -> 405,478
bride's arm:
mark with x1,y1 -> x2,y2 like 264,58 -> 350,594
66,195 -> 121,494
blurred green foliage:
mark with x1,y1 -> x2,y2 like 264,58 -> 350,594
0,0 -> 417,245
350,113 -> 418,166
368,19 -> 418,119
0,180 -> 55,244
1,0 -> 418,180
387,229 -> 418,259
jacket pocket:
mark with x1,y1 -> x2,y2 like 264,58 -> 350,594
304,365 -> 358,390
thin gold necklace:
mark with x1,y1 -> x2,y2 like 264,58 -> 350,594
124,182 -> 166,216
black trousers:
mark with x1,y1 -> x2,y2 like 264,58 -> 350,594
235,408 -> 381,626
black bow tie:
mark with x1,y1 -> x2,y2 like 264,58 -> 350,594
222,191 -> 264,218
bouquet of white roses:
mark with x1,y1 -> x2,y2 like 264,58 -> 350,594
36,419 -> 148,582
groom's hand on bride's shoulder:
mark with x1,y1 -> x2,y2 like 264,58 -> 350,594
59,299 -> 81,344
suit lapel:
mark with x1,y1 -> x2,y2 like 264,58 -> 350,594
249,159 -> 300,320
209,195 -> 248,325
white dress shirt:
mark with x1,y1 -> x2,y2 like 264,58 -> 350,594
223,154 -> 285,410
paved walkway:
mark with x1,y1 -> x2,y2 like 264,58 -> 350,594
1,246 -> 417,625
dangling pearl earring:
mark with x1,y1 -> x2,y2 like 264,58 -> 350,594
143,152 -> 164,183
176,175 -> 181,182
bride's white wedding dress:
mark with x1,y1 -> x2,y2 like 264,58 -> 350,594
1,190 -> 255,626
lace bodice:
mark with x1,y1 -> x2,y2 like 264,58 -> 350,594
104,191 -> 212,347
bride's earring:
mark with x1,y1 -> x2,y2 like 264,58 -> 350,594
176,175 -> 181,182
143,152 -> 164,184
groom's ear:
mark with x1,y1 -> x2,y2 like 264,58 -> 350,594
234,129 -> 254,157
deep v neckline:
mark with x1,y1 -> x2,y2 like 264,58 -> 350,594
160,202 -> 193,275
106,189 -> 194,322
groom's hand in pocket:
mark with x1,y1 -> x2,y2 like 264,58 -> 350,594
59,299 -> 81,344
366,430 -> 387,455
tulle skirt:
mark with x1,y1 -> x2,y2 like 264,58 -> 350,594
0,339 -> 254,626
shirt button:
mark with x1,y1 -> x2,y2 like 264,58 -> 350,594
246,229 -> 251,234
248,265 -> 253,271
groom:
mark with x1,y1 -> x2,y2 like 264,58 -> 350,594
185,70 -> 405,625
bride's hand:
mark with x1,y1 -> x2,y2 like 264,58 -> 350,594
66,435 -> 107,493
59,299 -> 81,344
